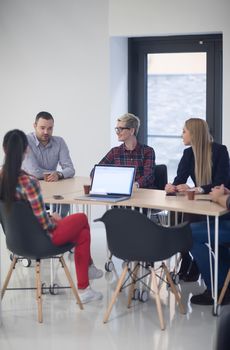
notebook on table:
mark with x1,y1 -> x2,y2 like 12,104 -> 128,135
75,164 -> 136,203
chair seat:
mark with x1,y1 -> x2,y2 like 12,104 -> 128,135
0,200 -> 83,322
95,207 -> 192,329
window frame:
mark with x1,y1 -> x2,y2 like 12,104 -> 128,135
128,34 -> 223,144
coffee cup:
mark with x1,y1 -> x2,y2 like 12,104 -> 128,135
83,184 -> 91,195
43,172 -> 51,181
187,189 -> 195,200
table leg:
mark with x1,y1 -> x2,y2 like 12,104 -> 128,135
206,215 -> 219,315
213,216 -> 219,315
206,216 -> 214,297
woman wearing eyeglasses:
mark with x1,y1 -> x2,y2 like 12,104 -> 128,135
94,113 -> 156,189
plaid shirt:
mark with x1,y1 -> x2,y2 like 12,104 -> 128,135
98,142 -> 156,188
15,172 -> 56,231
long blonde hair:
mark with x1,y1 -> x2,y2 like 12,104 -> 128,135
185,118 -> 213,186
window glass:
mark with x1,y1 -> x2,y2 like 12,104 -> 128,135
147,52 -> 206,182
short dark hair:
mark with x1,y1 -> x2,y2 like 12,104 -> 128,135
35,111 -> 54,123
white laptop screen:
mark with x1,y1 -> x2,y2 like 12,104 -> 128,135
90,165 -> 136,195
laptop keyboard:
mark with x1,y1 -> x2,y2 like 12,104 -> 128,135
90,193 -> 124,198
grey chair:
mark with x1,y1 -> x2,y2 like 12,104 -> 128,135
104,164 -> 169,271
0,200 -> 83,323
95,207 -> 192,330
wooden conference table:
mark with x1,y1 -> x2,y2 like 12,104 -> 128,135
41,176 -> 228,315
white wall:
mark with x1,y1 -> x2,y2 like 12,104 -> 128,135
109,0 -> 230,149
0,0 -> 110,175
1,0 -> 229,173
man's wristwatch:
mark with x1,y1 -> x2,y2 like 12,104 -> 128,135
197,186 -> 204,193
57,172 -> 64,180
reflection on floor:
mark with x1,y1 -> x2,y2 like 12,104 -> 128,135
0,211 -> 228,350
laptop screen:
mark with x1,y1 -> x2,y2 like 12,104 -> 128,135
90,165 -> 136,196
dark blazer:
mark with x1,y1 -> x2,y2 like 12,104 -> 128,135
173,142 -> 230,194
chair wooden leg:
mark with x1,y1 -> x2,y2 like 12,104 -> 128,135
35,260 -> 43,323
103,265 -> 129,323
1,256 -> 17,300
59,256 -> 83,310
127,262 -> 140,308
150,268 -> 165,330
218,269 -> 230,305
162,262 -> 185,314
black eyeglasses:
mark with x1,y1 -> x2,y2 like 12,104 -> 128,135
115,127 -> 130,133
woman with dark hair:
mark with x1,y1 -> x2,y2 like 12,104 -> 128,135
0,129 -> 103,304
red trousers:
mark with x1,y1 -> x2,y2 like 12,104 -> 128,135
51,213 -> 91,289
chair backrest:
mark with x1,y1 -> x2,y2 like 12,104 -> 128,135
96,208 -> 192,262
0,200 -> 73,259
154,164 -> 168,190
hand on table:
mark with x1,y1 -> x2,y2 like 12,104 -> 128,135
210,184 -> 225,202
44,172 -> 59,182
175,184 -> 190,192
165,183 -> 177,193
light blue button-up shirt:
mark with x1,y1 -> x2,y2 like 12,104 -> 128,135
22,132 -> 75,179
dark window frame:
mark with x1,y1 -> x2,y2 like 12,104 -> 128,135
128,34 -> 223,144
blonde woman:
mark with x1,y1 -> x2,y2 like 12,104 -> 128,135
165,118 -> 230,281
165,118 -> 229,194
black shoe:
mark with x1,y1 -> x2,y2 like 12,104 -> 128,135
190,290 -> 213,305
191,288 -> 230,306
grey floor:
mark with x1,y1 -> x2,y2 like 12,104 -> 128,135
0,206 -> 228,350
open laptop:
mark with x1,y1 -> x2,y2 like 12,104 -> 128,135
75,164 -> 136,203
